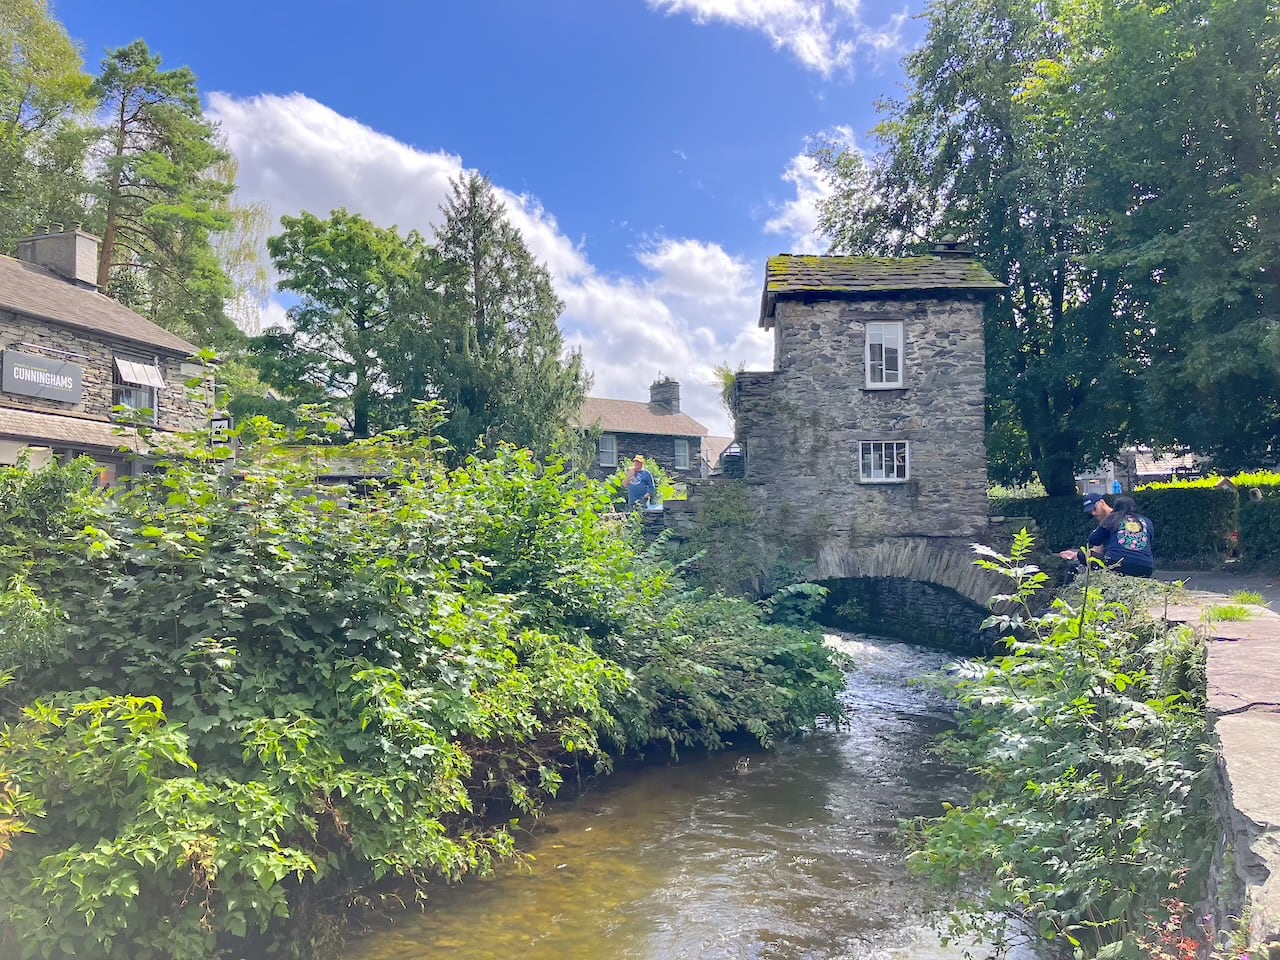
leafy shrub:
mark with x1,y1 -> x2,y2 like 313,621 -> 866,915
908,534 -> 1214,956
0,419 -> 843,959
1238,496 -> 1280,564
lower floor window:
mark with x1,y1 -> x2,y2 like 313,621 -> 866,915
598,434 -> 617,467
674,438 -> 690,470
859,440 -> 909,482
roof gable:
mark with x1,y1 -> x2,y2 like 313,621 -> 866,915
0,256 -> 201,356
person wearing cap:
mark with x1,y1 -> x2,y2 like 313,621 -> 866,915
1058,494 -> 1154,577
625,454 -> 657,509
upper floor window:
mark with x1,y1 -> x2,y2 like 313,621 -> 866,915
674,438 -> 690,470
865,321 -> 904,388
598,434 -> 617,467
112,357 -> 165,424
859,440 -> 909,483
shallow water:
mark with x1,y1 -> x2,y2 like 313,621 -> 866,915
349,635 -> 1021,960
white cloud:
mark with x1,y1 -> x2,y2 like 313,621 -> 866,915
764,125 -> 863,253
208,92 -> 768,435
646,0 -> 909,74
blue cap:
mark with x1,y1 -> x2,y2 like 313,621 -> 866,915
1082,493 -> 1105,513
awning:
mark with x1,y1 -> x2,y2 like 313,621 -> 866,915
114,358 -> 167,390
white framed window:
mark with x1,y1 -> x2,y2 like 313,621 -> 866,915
859,440 -> 909,483
598,434 -> 617,467
112,357 -> 165,424
865,321 -> 904,388
673,438 -> 690,470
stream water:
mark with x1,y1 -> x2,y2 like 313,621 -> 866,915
349,635 -> 1023,960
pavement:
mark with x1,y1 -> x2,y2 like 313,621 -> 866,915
1155,567 -> 1280,608
1148,570 -> 1280,948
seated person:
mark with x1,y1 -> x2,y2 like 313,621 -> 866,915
1058,493 -> 1154,577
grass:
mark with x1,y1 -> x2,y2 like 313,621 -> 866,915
1203,604 -> 1253,622
1228,590 -> 1266,606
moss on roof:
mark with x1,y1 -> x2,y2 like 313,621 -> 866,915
764,254 -> 1004,294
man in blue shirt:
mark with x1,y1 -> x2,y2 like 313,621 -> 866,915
626,455 -> 657,509
1059,493 -> 1155,577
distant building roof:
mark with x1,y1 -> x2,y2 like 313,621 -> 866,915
579,397 -> 709,438
760,253 -> 1005,327
0,255 -> 201,356
702,435 -> 734,467
1132,447 -> 1200,477
0,406 -> 144,452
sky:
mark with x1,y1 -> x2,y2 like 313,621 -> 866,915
53,0 -> 928,436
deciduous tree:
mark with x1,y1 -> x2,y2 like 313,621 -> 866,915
256,209 -> 424,438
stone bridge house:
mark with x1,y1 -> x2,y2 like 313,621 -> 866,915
725,243 -> 1012,647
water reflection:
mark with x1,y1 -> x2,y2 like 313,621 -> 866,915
350,636 -> 1011,960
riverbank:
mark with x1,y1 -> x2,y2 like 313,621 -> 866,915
1149,573 -> 1280,952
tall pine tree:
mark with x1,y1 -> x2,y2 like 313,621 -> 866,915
405,173 -> 588,463
90,40 -> 236,346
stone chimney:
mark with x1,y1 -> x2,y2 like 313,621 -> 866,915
649,377 -> 680,415
931,235 -> 973,258
15,224 -> 101,290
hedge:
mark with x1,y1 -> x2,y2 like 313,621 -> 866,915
1239,495 -> 1280,564
991,487 -> 1238,566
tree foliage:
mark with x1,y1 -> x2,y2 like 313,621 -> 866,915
0,0 -> 94,251
407,173 -> 589,463
0,420 -> 843,958
817,0 -> 1280,490
89,40 -> 237,346
255,209 -> 425,438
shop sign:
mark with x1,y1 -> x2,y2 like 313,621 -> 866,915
2,350 -> 83,404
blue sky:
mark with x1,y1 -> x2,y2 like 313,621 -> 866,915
55,0 -> 927,433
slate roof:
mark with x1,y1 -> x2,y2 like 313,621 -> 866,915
760,254 -> 1005,327
0,255 -> 201,356
0,406 -> 144,452
579,397 -> 709,438
702,435 -> 734,467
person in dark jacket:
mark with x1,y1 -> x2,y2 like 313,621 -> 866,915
1058,493 -> 1155,577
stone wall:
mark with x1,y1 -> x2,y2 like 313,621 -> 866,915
585,430 -> 703,482
0,310 -> 210,434
735,294 -> 988,576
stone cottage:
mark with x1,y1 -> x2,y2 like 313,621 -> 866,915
0,225 -> 211,481
579,378 -> 710,481
733,243 -> 1003,576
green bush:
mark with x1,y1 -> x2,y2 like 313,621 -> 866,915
908,535 -> 1214,955
1132,486 -> 1237,565
0,419 -> 843,959
1239,496 -> 1280,564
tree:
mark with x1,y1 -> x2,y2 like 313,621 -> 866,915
816,0 -> 1143,494
407,172 -> 588,462
0,0 -> 94,250
817,0 -> 1280,490
1064,0 -> 1280,470
256,209 -> 424,438
89,40 -> 236,346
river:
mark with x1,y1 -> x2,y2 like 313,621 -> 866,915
349,634 -> 1024,960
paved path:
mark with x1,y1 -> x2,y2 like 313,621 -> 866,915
1148,572 -> 1280,947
